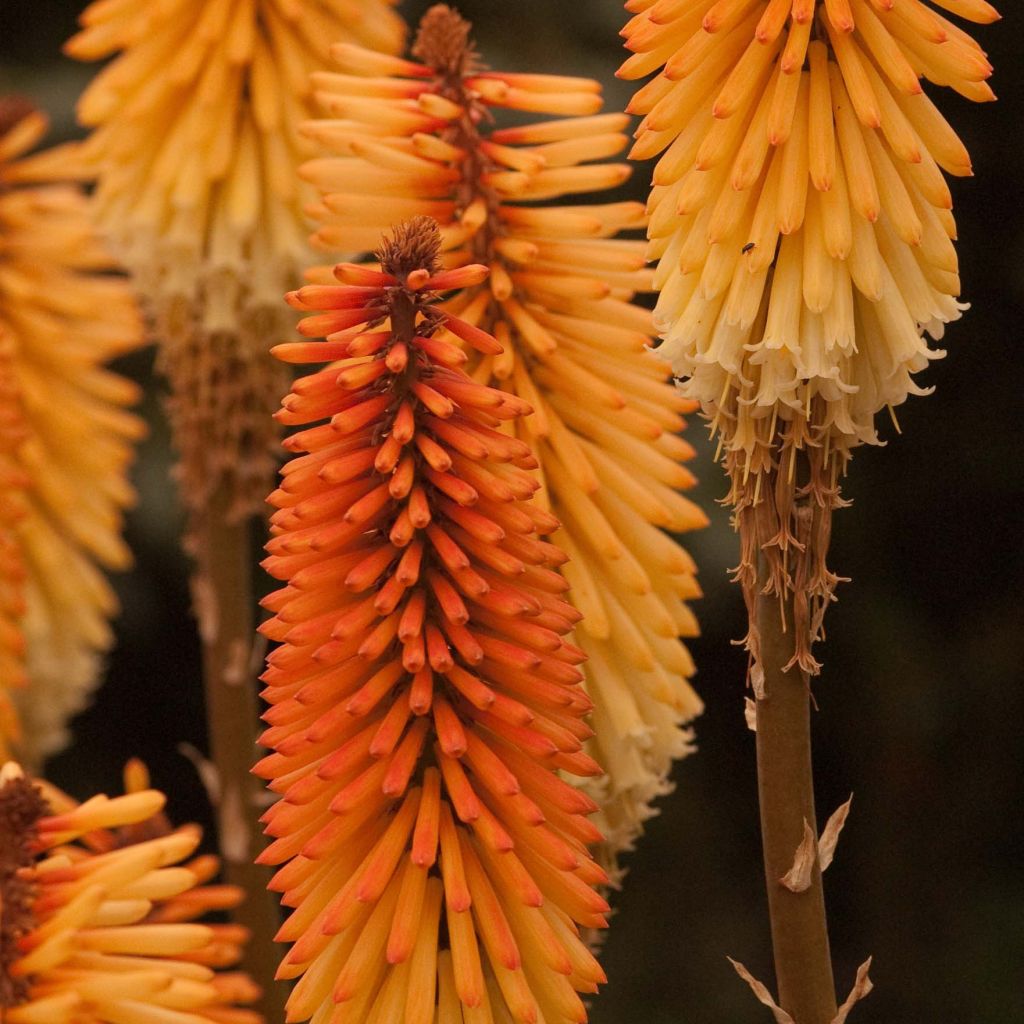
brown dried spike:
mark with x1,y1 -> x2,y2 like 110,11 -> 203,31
377,215 -> 444,279
0,773 -> 45,1008
412,4 -> 479,77
158,317 -> 289,532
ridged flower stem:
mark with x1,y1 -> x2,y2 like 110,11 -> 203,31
754,553 -> 837,1024
195,488 -> 287,1023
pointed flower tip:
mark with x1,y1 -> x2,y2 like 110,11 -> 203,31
412,3 -> 477,76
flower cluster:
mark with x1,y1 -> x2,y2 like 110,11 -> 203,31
620,0 -> 996,668
66,0 -> 406,527
297,2 -> 707,867
0,100 -> 144,760
257,218 -> 608,1024
0,760 -> 261,1023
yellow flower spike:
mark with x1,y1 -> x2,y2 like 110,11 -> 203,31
620,0 -> 997,670
0,762 -> 263,1024
67,0 -> 406,529
0,100 -> 145,763
301,2 -> 708,878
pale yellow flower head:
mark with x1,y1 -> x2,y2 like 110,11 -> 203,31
67,0 -> 406,521
621,0 -> 997,669
300,4 -> 708,871
0,101 -> 145,761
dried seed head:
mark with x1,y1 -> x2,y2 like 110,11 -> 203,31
412,4 -> 479,77
377,215 -> 444,280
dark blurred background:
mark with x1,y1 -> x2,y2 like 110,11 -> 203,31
1,2 -> 1021,1021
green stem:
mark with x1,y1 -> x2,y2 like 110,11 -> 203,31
754,566 -> 838,1024
194,485 -> 287,1022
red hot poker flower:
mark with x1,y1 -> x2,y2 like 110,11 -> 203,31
256,217 -> 608,1024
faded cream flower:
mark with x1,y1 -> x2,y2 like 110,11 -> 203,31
620,0 -> 997,668
0,100 -> 144,762
298,3 -> 708,873
67,0 -> 406,525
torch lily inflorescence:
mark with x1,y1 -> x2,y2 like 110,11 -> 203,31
620,0 -> 998,669
297,2 -> 708,870
0,759 -> 261,1024
67,0 -> 406,529
0,99 -> 145,762
257,217 -> 609,1024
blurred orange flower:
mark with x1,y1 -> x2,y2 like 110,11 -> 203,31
0,100 -> 144,761
0,760 -> 261,1024
67,0 -> 406,526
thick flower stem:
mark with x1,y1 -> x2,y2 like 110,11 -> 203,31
754,567 -> 838,1024
194,486 -> 287,1023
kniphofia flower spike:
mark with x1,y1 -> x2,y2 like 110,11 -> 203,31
0,99 -> 144,761
257,217 -> 609,1024
620,0 -> 998,669
300,3 -> 707,869
0,759 -> 261,1023
67,0 -> 406,527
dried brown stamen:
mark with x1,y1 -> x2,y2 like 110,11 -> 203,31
412,4 -> 479,78
0,773 -> 45,1008
377,215 -> 443,280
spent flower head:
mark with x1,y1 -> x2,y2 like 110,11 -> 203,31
620,0 -> 997,670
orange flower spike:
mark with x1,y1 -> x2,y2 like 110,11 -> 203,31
305,4 -> 707,871
0,101 -> 144,763
262,218 -> 607,1024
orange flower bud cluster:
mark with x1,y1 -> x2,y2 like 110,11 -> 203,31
0,760 -> 261,1024
299,2 -> 707,871
257,218 -> 608,1024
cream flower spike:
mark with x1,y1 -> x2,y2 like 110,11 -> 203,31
66,0 -> 406,528
0,759 -> 262,1024
0,100 -> 145,763
620,0 -> 997,669
298,4 -> 709,874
